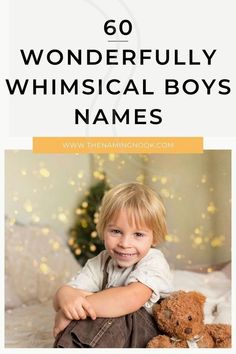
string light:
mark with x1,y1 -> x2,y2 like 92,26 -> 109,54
161,188 -> 170,198
161,176 -> 167,185
39,262 -> 50,274
23,200 -> 33,213
68,179 -> 75,186
75,208 -> 83,215
136,174 -> 144,183
39,168 -> 50,178
20,169 -> 27,176
207,202 -> 217,214
211,235 -> 225,248
42,227 -> 50,235
75,248 -> 82,255
165,234 -> 179,243
201,174 -> 207,183
108,154 -> 116,161
90,244 -> 96,252
32,214 -> 40,223
77,171 -> 84,179
91,231 -> 98,238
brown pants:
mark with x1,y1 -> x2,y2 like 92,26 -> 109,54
54,307 -> 160,348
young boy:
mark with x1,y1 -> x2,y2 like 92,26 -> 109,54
53,182 -> 173,347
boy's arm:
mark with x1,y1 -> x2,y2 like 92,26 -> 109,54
87,282 -> 152,317
53,282 -> 152,319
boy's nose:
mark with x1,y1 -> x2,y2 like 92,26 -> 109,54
118,235 -> 131,248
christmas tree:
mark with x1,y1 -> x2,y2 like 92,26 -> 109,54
68,178 -> 110,265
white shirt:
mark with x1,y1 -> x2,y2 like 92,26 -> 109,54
67,248 -> 173,312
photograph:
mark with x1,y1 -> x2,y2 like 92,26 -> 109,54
5,150 -> 231,348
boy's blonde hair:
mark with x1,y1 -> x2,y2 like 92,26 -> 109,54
96,182 -> 167,246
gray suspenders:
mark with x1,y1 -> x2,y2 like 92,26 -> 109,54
102,256 -> 136,290
102,256 -> 111,290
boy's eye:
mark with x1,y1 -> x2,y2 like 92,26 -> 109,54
111,229 -> 121,234
135,232 -> 144,237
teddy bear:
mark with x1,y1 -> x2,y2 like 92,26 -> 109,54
146,291 -> 231,348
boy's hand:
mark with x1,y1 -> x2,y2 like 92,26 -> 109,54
56,286 -> 96,320
62,295 -> 96,320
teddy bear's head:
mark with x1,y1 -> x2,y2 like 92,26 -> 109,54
153,291 -> 206,341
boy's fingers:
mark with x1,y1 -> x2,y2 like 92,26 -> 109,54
71,308 -> 81,320
63,308 -> 74,320
76,306 -> 87,320
83,301 -> 96,320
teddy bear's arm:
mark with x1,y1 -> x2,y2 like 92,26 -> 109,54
205,324 -> 231,348
146,335 -> 173,348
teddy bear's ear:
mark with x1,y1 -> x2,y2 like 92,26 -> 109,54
188,291 -> 206,305
170,290 -> 185,298
164,309 -> 173,319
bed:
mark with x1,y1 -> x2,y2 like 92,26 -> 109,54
5,223 -> 231,348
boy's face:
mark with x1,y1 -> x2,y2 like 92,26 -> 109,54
103,209 -> 154,268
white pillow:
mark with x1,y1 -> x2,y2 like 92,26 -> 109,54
212,290 -> 231,324
5,222 -> 80,309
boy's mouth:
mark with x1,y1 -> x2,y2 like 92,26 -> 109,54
114,250 -> 137,258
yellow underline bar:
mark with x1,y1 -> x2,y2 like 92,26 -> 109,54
33,137 -> 203,154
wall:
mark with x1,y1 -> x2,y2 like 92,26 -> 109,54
5,150 -> 231,268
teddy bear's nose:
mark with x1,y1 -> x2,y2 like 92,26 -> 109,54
184,328 -> 192,334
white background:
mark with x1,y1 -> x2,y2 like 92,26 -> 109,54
0,0 -> 235,353
2,0 -> 236,137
